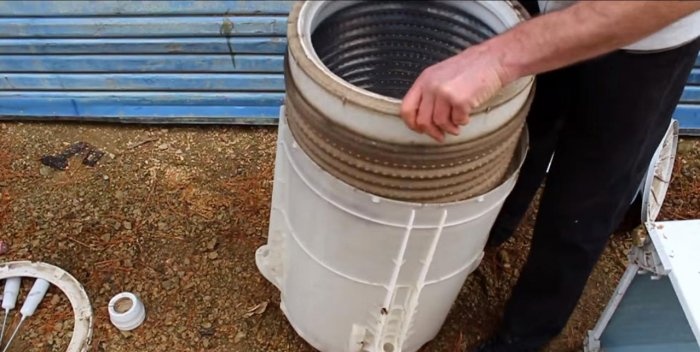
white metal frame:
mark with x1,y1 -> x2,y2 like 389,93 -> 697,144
584,119 -> 700,351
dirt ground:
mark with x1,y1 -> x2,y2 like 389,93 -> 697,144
0,121 -> 698,352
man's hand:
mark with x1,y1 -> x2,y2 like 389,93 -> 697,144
400,45 -> 512,142
399,1 -> 700,143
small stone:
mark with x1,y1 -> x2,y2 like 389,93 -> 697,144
206,238 -> 218,251
50,294 -> 60,306
183,258 -> 191,265
158,222 -> 168,231
677,139 -> 694,154
234,330 -> 246,343
103,175 -> 109,180
498,249 -> 511,269
0,240 -> 8,255
120,331 -> 133,339
123,221 -> 132,230
39,165 -> 52,176
123,259 -> 133,268
158,143 -> 170,150
208,251 -> 219,260
161,280 -> 174,291
202,338 -> 211,348
201,322 -> 212,329
115,191 -> 125,199
101,233 -> 111,242
162,278 -> 179,291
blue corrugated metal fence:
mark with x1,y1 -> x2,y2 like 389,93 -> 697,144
0,1 -> 290,124
0,1 -> 698,134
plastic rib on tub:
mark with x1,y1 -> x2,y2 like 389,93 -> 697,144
256,1 -> 534,351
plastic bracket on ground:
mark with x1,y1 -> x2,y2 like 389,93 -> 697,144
0,261 -> 93,352
629,234 -> 671,278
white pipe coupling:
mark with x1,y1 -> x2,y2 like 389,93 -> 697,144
108,292 -> 145,331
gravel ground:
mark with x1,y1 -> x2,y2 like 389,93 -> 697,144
0,121 -> 698,352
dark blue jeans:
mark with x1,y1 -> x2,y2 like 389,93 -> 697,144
486,34 -> 700,350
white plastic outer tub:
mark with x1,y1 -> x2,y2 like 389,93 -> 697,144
256,1 -> 532,351
257,108 -> 528,352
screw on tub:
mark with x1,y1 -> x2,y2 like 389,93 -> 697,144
1,278 -> 21,345
2,278 -> 50,352
108,292 -> 145,331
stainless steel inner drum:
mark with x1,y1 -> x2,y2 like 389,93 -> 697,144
311,1 -> 497,99
285,0 -> 534,203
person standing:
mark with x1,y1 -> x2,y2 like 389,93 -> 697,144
399,1 -> 700,351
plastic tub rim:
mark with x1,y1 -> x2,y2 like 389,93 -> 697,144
279,105 -> 530,211
641,119 -> 679,223
288,0 -> 534,119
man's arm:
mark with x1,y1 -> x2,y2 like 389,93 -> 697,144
400,1 -> 700,142
496,1 -> 700,81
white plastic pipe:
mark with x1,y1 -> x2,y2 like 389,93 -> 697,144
20,279 -> 50,317
1,278 -> 21,310
1,279 -> 51,352
1,277 -> 22,345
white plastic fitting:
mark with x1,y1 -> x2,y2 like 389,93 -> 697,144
2,277 -> 21,310
108,292 -> 145,331
21,278 -> 50,317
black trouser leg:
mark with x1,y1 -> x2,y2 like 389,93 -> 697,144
499,38 -> 700,351
487,67 -> 574,246
487,0 -> 561,248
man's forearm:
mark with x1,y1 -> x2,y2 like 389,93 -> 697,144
485,1 -> 700,83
